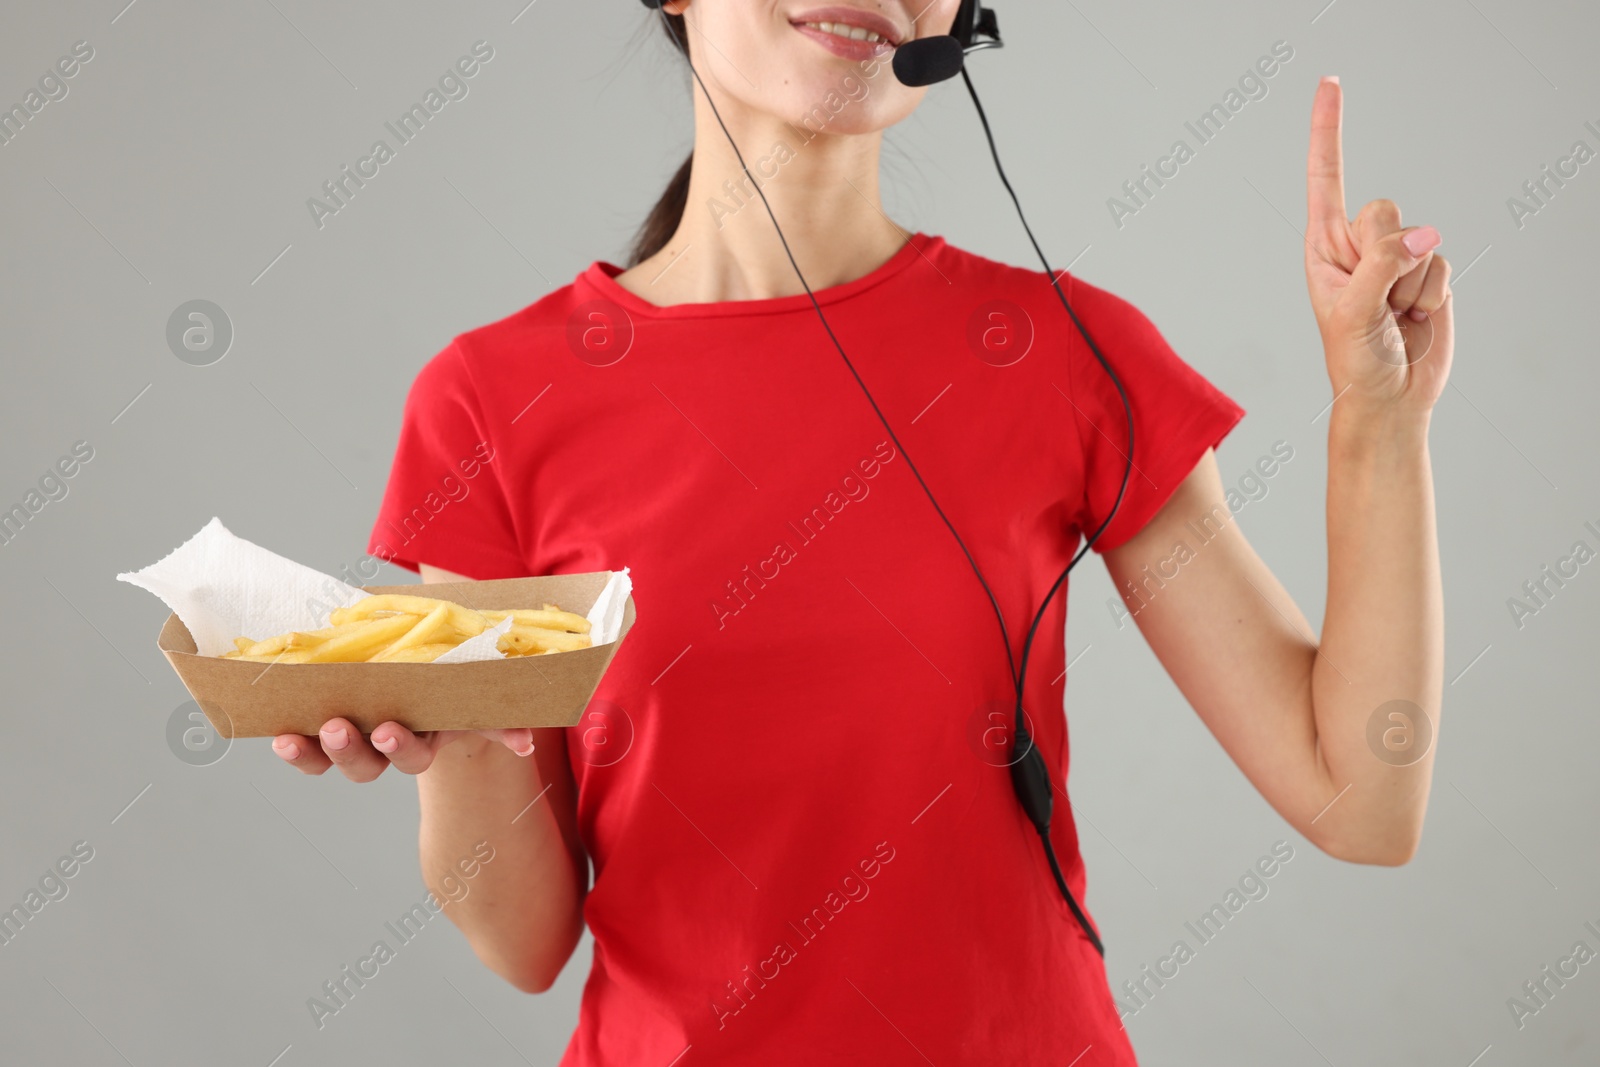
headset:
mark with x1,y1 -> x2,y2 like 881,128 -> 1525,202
635,0 -> 1135,959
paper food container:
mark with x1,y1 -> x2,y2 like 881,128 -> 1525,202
157,574 -> 636,738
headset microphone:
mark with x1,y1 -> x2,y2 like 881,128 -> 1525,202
892,0 -> 1003,86
641,0 -> 1130,959
890,36 -> 965,87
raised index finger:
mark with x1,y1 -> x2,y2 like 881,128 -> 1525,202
1307,76 -> 1346,234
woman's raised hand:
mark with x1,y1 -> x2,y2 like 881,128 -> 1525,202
1303,76 -> 1454,412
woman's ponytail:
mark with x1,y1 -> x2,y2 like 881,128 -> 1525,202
628,151 -> 693,266
628,11 -> 691,267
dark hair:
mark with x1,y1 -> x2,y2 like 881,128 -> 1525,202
629,12 -> 691,267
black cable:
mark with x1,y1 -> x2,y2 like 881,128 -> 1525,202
959,67 -> 1133,960
1044,822 -> 1105,956
958,67 -> 1135,715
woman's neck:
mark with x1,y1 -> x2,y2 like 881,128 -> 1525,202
615,96 -> 909,306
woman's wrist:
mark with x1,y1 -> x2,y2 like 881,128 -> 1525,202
1327,392 -> 1432,465
421,731 -> 497,778
417,734 -> 535,847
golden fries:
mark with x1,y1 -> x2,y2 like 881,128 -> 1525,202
241,633 -> 292,657
301,612 -> 419,663
216,593 -> 594,664
480,608 -> 590,634
377,603 -> 451,658
497,626 -> 592,656
330,594 -> 490,637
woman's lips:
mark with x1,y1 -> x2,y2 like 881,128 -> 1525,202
792,20 -> 898,61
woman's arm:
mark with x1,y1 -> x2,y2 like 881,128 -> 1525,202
415,732 -> 586,992
1099,78 -> 1451,866
414,563 -> 587,992
1103,438 -> 1439,866
270,563 -> 589,992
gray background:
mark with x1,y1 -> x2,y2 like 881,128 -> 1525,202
2,0 -> 1595,1064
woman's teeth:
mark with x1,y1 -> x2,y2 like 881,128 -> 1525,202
802,21 -> 886,44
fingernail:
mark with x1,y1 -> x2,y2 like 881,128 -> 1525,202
321,726 -> 350,751
1408,308 -> 1428,321
516,742 -> 536,758
1402,226 -> 1440,256
1322,74 -> 1339,85
372,734 -> 398,754
274,739 -> 300,761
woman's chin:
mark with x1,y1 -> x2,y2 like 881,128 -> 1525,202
780,106 -> 902,139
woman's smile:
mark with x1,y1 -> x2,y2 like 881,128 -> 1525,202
791,5 -> 903,59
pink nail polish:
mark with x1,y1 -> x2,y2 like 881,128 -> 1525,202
322,727 -> 350,751
1402,226 -> 1440,256
276,740 -> 300,761
373,734 -> 398,754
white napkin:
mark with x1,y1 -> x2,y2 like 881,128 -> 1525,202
117,518 -> 367,657
117,518 -> 631,662
586,566 -> 632,645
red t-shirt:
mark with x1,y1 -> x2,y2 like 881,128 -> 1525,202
370,234 -> 1243,1066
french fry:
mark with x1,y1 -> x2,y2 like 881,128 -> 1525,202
371,641 -> 458,663
329,594 -> 453,622
242,633 -> 295,657
513,623 -> 591,648
276,620 -> 377,650
500,645 -> 565,658
300,614 -> 420,663
480,608 -> 591,634
233,637 -> 254,654
498,626 -> 592,656
374,603 -> 451,659
331,594 -> 489,637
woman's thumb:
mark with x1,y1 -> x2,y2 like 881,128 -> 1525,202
1346,225 -> 1441,312
492,728 -> 536,757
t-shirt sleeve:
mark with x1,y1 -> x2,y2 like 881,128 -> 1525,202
367,338 -> 527,578
1064,278 -> 1245,554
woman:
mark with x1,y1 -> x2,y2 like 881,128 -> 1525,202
271,2 -> 1451,1063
